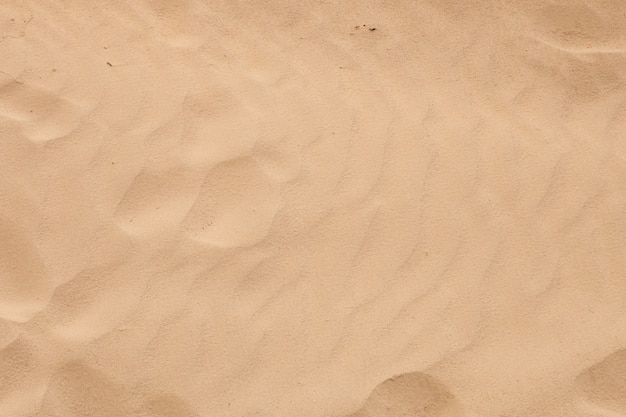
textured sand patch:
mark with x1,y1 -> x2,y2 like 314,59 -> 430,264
1,1 -> 626,417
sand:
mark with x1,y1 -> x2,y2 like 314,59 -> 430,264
1,1 -> 626,416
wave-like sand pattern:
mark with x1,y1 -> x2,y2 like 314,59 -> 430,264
522,1 -> 626,54
1,0 -> 626,416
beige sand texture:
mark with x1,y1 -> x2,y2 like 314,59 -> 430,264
1,0 -> 626,416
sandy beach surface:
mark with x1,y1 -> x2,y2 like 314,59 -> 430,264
1,1 -> 626,416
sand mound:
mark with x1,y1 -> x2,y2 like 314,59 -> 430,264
349,372 -> 465,417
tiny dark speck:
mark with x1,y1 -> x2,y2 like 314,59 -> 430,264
369,27 -> 376,31
107,62 -> 112,66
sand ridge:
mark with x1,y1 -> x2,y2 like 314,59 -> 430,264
1,0 -> 626,416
